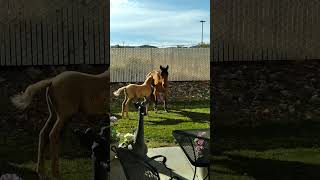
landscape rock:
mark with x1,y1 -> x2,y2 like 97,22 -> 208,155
305,112 -> 312,120
279,104 -> 288,110
288,105 -> 295,114
309,95 -> 320,103
0,76 -> 5,83
280,90 -> 290,97
262,108 -> 270,114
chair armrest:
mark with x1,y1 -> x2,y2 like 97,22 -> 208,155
111,145 -> 117,153
149,155 -> 167,164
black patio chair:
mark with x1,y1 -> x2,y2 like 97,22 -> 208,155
112,146 -> 180,180
172,129 -> 210,180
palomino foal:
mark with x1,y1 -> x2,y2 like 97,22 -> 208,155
113,75 -> 154,118
11,68 -> 110,179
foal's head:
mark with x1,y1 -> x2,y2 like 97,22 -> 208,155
160,65 -> 169,79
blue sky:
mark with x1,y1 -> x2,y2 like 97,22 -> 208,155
110,0 -> 210,47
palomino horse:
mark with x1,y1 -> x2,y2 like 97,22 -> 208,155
113,75 -> 154,118
11,67 -> 110,179
147,65 -> 169,112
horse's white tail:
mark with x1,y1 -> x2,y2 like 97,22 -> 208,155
113,86 -> 126,96
11,79 -> 52,110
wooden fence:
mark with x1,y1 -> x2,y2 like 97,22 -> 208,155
0,1 -> 109,66
211,0 -> 320,62
110,48 -> 210,82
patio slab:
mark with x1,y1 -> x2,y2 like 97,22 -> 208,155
110,146 -> 206,180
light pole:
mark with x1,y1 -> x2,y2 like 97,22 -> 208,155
200,20 -> 206,45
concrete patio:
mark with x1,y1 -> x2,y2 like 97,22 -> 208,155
110,146 -> 208,180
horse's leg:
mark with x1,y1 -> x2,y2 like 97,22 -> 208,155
124,98 -> 132,118
37,111 -> 56,176
163,95 -> 168,112
149,93 -> 156,112
49,115 -> 66,178
122,95 -> 128,119
154,91 -> 158,112
37,87 -> 56,176
144,97 -> 148,115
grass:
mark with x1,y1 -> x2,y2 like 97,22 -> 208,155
0,98 -> 209,179
211,122 -> 320,179
5,97 -> 320,179
111,99 -> 210,148
0,125 -> 93,180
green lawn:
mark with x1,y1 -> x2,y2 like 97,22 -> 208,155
4,98 -> 320,179
0,125 -> 93,180
0,99 -> 209,179
111,99 -> 210,147
211,122 -> 320,179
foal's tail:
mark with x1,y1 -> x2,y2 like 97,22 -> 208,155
113,86 -> 126,97
11,79 -> 53,110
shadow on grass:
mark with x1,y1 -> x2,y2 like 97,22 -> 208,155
0,161 -> 39,180
212,120 -> 320,153
175,110 -> 209,123
166,99 -> 210,109
212,121 -> 320,179
147,118 -> 185,125
213,154 -> 320,180
0,126 -> 92,165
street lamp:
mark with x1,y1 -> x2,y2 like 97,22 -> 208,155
200,20 -> 206,45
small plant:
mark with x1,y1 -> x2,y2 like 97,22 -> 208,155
118,132 -> 135,150
110,116 -> 120,143
194,131 -> 207,158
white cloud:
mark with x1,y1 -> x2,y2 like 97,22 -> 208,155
110,0 -> 210,46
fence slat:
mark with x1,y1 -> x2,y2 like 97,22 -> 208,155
98,7 -> 104,64
48,22 -> 53,65
89,16 -> 94,64
16,22 -> 22,65
104,5 -> 109,64
53,13 -> 59,65
11,24 -> 17,65
5,25 -> 10,65
31,22 -> 37,65
21,21 -> 27,65
79,7 -> 84,64
83,13 -> 89,64
58,9 -> 63,65
69,6 -> 75,64
94,14 -> 99,64
43,18 -> 48,65
73,4 -> 79,64
37,22 -> 43,65
25,21 -> 32,65
63,8 -> 69,65
0,28 -> 5,66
